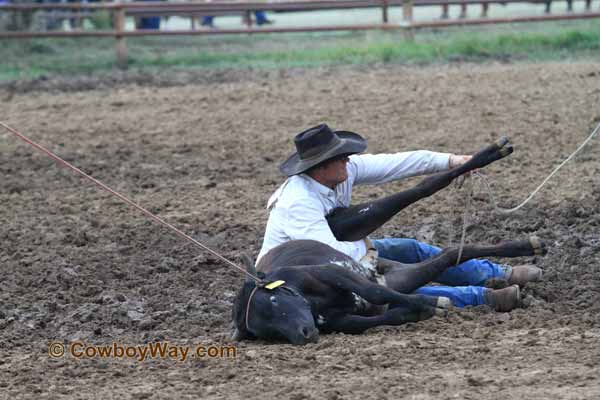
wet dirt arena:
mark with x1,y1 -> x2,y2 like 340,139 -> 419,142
1,62 -> 600,399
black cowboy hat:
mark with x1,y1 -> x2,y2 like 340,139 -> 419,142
279,124 -> 367,176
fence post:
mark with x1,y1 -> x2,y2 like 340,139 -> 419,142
244,10 -> 252,29
402,0 -> 414,40
113,2 -> 127,69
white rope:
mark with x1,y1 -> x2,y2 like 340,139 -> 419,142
476,121 -> 600,214
455,176 -> 474,266
450,121 -> 599,264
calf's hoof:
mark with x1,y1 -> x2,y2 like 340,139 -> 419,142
433,297 -> 452,317
436,296 -> 452,310
494,136 -> 513,158
529,236 -> 547,256
468,137 -> 513,171
497,139 -> 513,157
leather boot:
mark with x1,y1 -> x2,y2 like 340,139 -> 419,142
484,285 -> 520,312
507,264 -> 542,287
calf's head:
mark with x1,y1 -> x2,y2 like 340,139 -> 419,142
231,256 -> 319,345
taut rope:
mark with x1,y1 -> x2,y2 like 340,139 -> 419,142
0,121 -> 262,284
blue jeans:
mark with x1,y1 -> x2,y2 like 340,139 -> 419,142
372,238 -> 509,307
202,12 -> 269,26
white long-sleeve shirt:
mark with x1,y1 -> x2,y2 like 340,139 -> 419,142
256,151 -> 452,264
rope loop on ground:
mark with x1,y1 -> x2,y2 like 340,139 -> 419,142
476,121 -> 600,214
451,121 -> 599,264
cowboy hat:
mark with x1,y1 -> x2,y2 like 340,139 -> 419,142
279,124 -> 367,176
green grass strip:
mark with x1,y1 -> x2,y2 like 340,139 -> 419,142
2,20 -> 600,81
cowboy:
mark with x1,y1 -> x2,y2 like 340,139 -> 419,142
256,124 -> 543,311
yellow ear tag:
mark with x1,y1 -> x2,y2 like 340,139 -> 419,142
265,280 -> 285,290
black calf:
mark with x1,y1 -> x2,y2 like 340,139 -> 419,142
232,238 -> 545,345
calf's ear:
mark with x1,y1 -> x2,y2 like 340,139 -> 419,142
241,253 -> 257,282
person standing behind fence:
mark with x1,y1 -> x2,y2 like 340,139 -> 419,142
135,0 -> 162,30
200,11 -> 273,28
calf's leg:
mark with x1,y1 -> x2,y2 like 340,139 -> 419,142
382,237 -> 546,293
327,137 -> 513,241
323,306 -> 434,334
311,264 -> 448,315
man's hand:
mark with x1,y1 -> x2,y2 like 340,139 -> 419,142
449,154 -> 472,169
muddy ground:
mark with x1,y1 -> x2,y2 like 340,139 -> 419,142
1,62 -> 600,399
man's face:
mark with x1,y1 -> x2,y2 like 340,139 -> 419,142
314,155 -> 350,188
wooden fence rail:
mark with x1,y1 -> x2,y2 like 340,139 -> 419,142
1,1 -> 599,68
